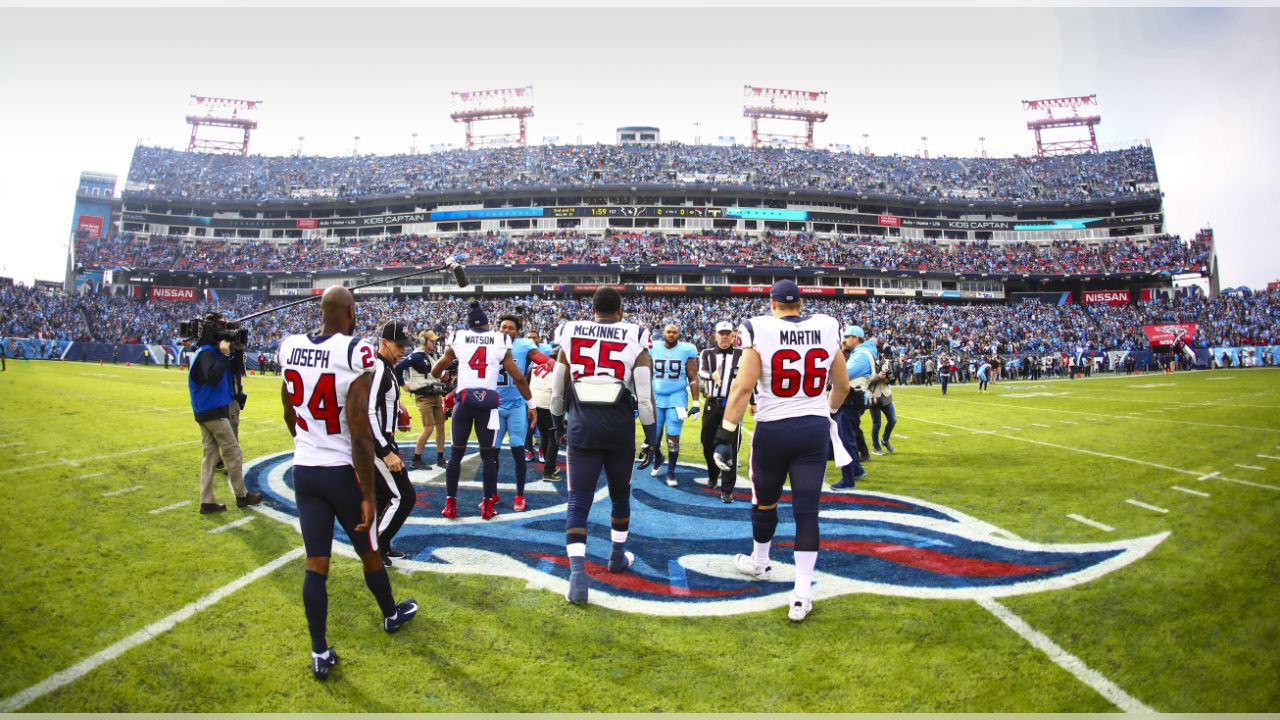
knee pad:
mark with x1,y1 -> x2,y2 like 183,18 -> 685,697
751,505 -> 779,543
666,439 -> 680,453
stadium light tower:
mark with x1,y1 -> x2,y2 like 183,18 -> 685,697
450,86 -> 534,149
921,136 -> 929,159
185,95 -> 261,156
862,132 -> 870,156
1022,94 -> 1101,156
979,136 -> 987,158
743,85 -> 828,149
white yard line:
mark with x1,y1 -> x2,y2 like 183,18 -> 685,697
1031,423 -> 1052,428
147,501 -> 191,515
1196,471 -> 1220,482
1060,420 -> 1078,425
1171,486 -> 1210,498
1257,454 -> 1280,461
74,472 -> 104,480
14,450 -> 48,458
1216,476 -> 1280,492
932,431 -> 950,437
976,598 -> 1155,713
102,485 -> 143,497
924,397 -> 1280,435
894,434 -> 909,439
1234,464 -> 1265,471
1066,514 -> 1115,532
900,415 -> 1203,478
209,516 -> 255,534
59,458 -> 80,467
0,441 -> 25,447
1125,499 -> 1169,514
0,428 -> 277,477
0,547 -> 304,712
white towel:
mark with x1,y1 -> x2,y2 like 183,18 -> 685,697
829,416 -> 853,467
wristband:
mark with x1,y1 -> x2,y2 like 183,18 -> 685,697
527,399 -> 537,409
721,419 -> 737,434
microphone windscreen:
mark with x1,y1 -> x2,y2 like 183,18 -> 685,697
453,264 -> 469,288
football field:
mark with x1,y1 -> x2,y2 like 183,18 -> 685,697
0,360 -> 1277,712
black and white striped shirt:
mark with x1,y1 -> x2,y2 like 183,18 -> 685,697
698,346 -> 744,403
368,353 -> 400,460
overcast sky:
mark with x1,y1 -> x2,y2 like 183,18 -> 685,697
0,6 -> 1277,288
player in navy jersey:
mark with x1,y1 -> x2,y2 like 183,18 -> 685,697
550,287 -> 657,606
278,286 -> 417,680
646,324 -> 700,486
495,314 -> 554,512
430,302 -> 533,520
713,280 -> 851,622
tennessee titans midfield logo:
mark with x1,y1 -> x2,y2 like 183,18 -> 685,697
244,443 -> 1167,616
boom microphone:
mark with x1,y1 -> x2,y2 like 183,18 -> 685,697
449,259 -> 469,288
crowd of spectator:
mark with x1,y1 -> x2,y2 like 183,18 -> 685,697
124,144 -> 1159,204
74,230 -> 1211,278
4,285 -> 1276,360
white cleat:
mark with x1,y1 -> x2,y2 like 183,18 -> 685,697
650,465 -> 664,477
788,595 -> 813,623
733,553 -> 772,581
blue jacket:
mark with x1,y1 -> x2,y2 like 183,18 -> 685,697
188,345 -> 233,422
845,339 -> 878,385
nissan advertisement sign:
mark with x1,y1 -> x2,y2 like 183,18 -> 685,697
1082,290 -> 1130,306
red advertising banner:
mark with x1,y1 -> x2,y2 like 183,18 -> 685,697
150,286 -> 197,302
729,285 -> 772,294
799,286 -> 837,296
295,218 -> 318,229
877,214 -> 901,227
1142,323 -> 1197,347
1082,289 -> 1130,305
77,214 -> 105,237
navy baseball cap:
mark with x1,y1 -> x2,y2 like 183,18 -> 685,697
770,280 -> 801,302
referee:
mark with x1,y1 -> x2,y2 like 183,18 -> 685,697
698,321 -> 752,503
369,321 -> 416,566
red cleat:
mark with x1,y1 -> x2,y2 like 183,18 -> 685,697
491,491 -> 501,506
441,496 -> 457,520
513,495 -> 526,512
479,497 -> 497,520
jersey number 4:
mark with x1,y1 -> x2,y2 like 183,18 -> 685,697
771,348 -> 830,397
468,346 -> 489,378
284,369 -> 342,434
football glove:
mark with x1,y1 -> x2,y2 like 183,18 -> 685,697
686,405 -> 700,420
551,413 -> 567,448
713,425 -> 736,472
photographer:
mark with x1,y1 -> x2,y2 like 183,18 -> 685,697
188,312 -> 263,514
395,330 -> 451,470
215,340 -> 248,473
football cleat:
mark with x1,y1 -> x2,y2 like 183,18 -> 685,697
883,442 -> 895,454
608,549 -> 635,573
733,553 -> 771,581
538,448 -> 546,463
707,475 -> 718,490
479,497 -> 497,520
512,495 -> 526,512
566,570 -> 588,605
872,447 -> 885,456
385,547 -> 405,560
410,457 -> 428,470
440,496 -> 457,520
665,474 -> 678,487
382,599 -> 418,634
788,595 -> 813,623
310,648 -> 339,681
648,454 -> 665,476
435,456 -> 447,469
525,449 -> 537,462
720,490 -> 734,504
491,491 -> 501,507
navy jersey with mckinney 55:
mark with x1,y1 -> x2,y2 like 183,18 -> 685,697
713,279 -> 850,623
551,287 -> 658,607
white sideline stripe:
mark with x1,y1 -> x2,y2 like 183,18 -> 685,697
14,450 -> 48,458
1171,486 -> 1210,497
894,434 -> 909,439
147,501 -> 191,514
102,485 -> 143,497
209,516 -> 255,534
1066,514 -> 1114,532
1031,423 -> 1052,428
1060,420 -> 1078,425
1002,426 -> 1022,431
0,547 -> 304,712
1125,499 -> 1169,514
1217,476 -> 1280,491
74,472 -> 104,480
977,597 -> 1155,713
1257,454 -> 1280,461
59,458 -> 80,467
932,431 -> 950,437
899,414 -> 1204,478
0,441 -> 24,447
1196,471 -> 1220,482
1234,464 -> 1265,471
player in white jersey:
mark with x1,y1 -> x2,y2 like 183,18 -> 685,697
712,280 -> 851,623
431,301 -> 533,520
278,286 -> 416,681
550,287 -> 658,605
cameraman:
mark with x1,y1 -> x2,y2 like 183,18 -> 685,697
216,339 -> 248,473
396,330 -> 451,470
188,313 -> 263,514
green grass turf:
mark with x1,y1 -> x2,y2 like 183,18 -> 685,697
0,360 -> 1277,711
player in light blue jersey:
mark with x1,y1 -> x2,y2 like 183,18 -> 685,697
496,314 -> 554,512
645,324 -> 701,486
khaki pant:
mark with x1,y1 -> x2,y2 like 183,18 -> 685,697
227,398 -> 241,438
199,416 -> 246,504
416,394 -> 445,427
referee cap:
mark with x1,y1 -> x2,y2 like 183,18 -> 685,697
714,321 -> 734,333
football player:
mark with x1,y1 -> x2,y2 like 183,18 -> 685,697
550,287 -> 657,606
431,302 -> 533,520
646,323 -> 700,486
278,286 -> 417,681
714,280 -> 851,622
495,314 -> 554,512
